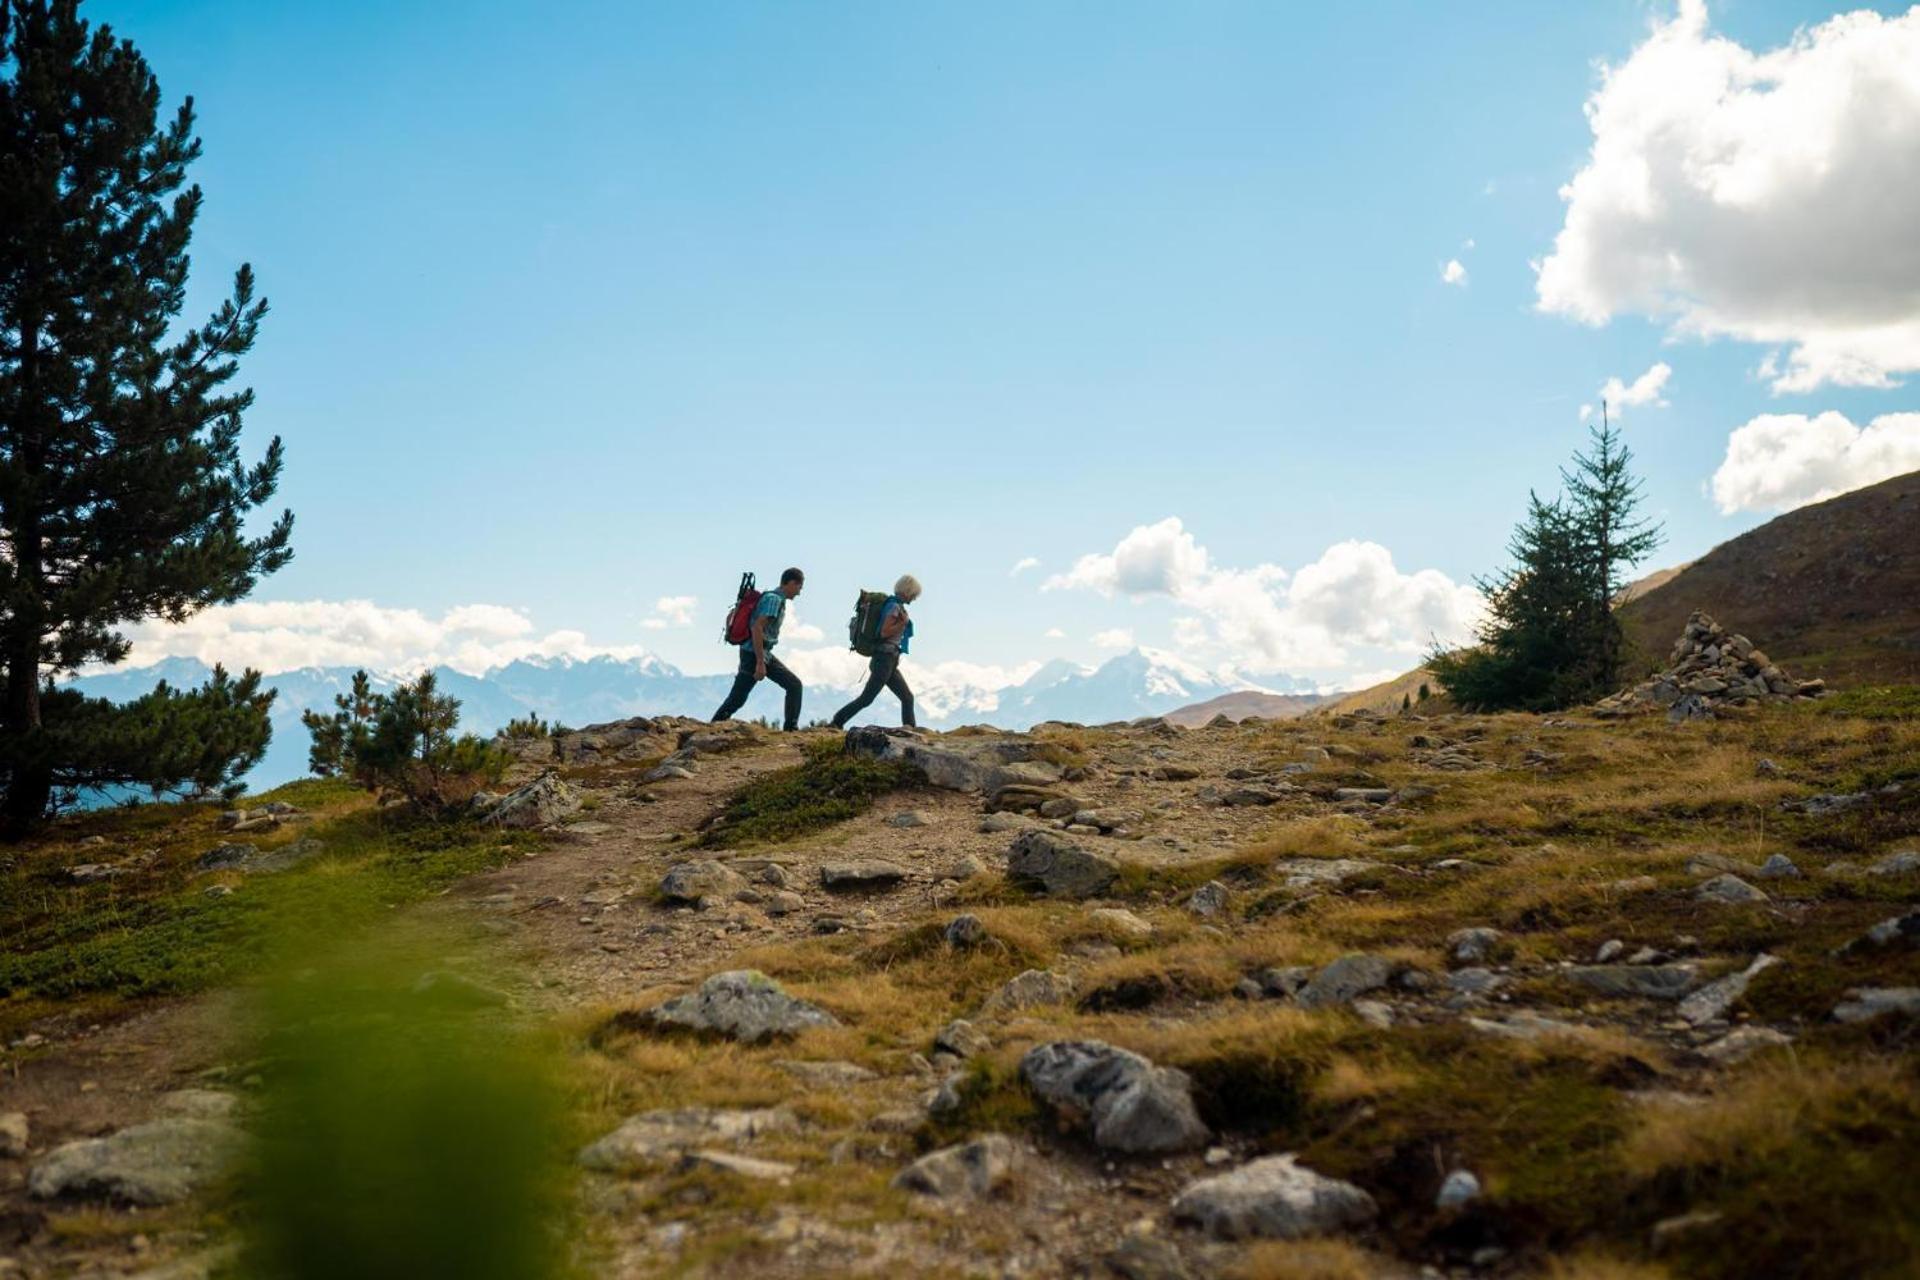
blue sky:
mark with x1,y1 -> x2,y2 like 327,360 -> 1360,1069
98,0 -> 1920,694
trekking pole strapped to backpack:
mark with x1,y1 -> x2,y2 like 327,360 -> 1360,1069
722,573 -> 760,645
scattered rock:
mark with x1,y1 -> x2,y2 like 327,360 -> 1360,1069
1332,788 -> 1392,805
1171,1154 -> 1377,1240
1566,964 -> 1701,999
892,1134 -> 1016,1198
945,914 -> 990,948
642,764 -> 695,783
28,1119 -> 242,1206
1755,854 -> 1801,880
938,854 -> 987,881
1699,1026 -> 1794,1065
935,1019 -> 992,1060
1651,1209 -> 1726,1254
675,1149 -> 795,1180
644,970 -> 839,1043
763,890 -> 806,916
1104,1235 -> 1194,1280
1089,907 -> 1154,940
1436,1169 -> 1482,1209
1831,987 -> 1920,1024
1246,966 -> 1313,999
979,812 -> 1030,834
1187,881 -> 1230,919
1695,874 -> 1769,906
1446,927 -> 1503,966
888,810 -> 932,828
1466,1011 -> 1583,1040
1020,1040 -> 1209,1154
982,969 -> 1076,1014
1445,968 -> 1504,996
195,843 -> 257,872
820,860 -> 908,891
1841,909 -> 1920,954
1295,954 -> 1395,1009
1596,939 -> 1625,963
1867,850 -> 1920,877
657,861 -> 747,905
578,1107 -> 796,1171
1076,807 -> 1144,832
0,1112 -> 26,1158
1271,858 -> 1381,889
844,726 -> 1057,796
1677,954 -> 1781,1026
774,1060 -> 877,1087
485,770 -> 582,828
1006,829 -> 1120,899
1222,785 -> 1290,807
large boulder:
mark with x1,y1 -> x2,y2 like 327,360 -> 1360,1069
1172,1155 -> 1377,1240
1006,829 -> 1119,899
644,970 -> 839,1043
1019,1040 -> 1208,1154
484,770 -> 582,829
29,1118 -> 243,1206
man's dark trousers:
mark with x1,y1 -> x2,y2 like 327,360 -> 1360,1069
712,648 -> 803,730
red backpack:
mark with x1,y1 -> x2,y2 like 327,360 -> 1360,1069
722,573 -> 761,645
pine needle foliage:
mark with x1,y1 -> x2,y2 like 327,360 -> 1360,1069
1431,421 -> 1663,711
0,1 -> 293,829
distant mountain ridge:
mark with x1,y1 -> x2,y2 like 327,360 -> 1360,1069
67,647 -> 1306,793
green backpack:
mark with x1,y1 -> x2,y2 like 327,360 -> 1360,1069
848,590 -> 890,657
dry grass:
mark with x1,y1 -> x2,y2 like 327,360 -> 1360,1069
1228,1238 -> 1385,1280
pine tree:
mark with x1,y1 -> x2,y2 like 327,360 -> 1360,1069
1428,418 -> 1664,712
302,671 -> 507,814
1561,410 -> 1663,690
1,2 -> 292,829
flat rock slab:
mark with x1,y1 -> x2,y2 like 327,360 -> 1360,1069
1696,874 -> 1769,905
1832,987 -> 1920,1023
1678,954 -> 1780,1026
1172,1154 -> 1377,1241
982,969 -> 1077,1014
1699,1027 -> 1794,1065
1006,829 -> 1120,899
1271,858 -> 1381,889
578,1107 -> 797,1171
820,861 -> 908,890
675,1149 -> 795,1181
1020,1040 -> 1209,1154
1296,954 -> 1395,1010
893,1134 -> 1017,1198
844,726 -> 1063,795
1566,963 -> 1701,999
29,1118 -> 243,1206
645,970 -> 839,1043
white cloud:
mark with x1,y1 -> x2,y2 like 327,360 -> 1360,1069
115,600 -> 658,677
1442,259 -> 1469,286
1043,627 -> 1067,640
1709,410 -> 1920,513
1537,2 -> 1920,392
1044,516 -> 1212,597
640,595 -> 699,631
1091,628 -> 1135,650
1010,556 -> 1041,576
1046,518 -> 1483,680
1595,361 -> 1672,419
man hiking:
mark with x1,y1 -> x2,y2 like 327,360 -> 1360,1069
831,575 -> 920,729
712,567 -> 806,730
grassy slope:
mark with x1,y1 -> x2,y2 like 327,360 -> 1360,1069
585,702 -> 1920,1278
1619,468 -> 1920,686
0,779 -> 540,1036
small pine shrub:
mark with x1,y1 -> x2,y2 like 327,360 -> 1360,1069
302,671 -> 507,814
502,714 -> 553,739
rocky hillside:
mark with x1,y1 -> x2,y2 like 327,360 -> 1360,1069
1620,468 -> 1920,687
1165,689 -> 1332,726
3,692 -> 1917,1278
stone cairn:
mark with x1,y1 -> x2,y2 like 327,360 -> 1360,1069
1596,611 -> 1825,721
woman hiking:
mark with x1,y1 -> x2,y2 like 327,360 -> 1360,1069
831,575 -> 920,728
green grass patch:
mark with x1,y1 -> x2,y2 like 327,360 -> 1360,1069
0,783 -> 538,1015
696,740 -> 923,849
1815,685 -> 1920,721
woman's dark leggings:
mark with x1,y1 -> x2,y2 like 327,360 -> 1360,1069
831,648 -> 915,728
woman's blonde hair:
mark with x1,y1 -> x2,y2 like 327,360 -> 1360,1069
893,574 -> 922,602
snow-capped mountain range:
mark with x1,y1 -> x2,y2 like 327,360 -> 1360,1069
67,648 -> 1315,793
